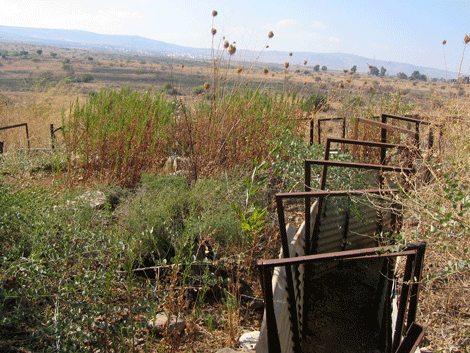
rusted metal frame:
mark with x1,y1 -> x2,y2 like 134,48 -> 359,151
358,117 -> 417,137
259,242 -> 425,352
258,241 -> 423,268
395,323 -> 425,353
50,123 -> 63,150
276,188 -> 400,253
305,159 -> 414,174
385,258 -> 395,353
381,114 -> 422,160
392,251 -> 417,352
259,243 -> 425,353
383,113 -> 430,132
317,117 -> 345,144
309,119 -> 314,145
0,123 -> 30,151
0,123 -> 29,131
325,137 -> 411,166
327,137 -> 407,150
258,265 -> 282,353
306,159 -> 410,259
405,242 -> 426,331
275,196 -> 301,352
382,113 -> 424,124
277,188 -> 398,345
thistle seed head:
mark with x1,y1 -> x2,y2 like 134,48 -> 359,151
343,69 -> 348,73
263,68 -> 269,74
204,82 -> 210,90
442,40 -> 447,45
289,52 -> 293,56
285,62 -> 289,69
268,31 -> 274,39
228,44 -> 236,55
212,10 -> 218,17
237,67 -> 243,73
304,60 -> 307,65
211,28 -> 217,36
224,40 -> 229,49
465,34 -> 470,45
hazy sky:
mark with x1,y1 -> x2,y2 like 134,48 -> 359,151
1,0 -> 469,73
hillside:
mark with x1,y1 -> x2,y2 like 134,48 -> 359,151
0,25 -> 454,78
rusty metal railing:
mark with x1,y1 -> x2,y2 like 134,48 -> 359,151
257,114 -> 427,352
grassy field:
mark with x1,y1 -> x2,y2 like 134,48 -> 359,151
1,39 -> 470,352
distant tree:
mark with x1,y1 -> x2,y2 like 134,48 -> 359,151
50,52 -> 57,57
369,65 -> 379,76
36,49 -> 42,56
459,76 -> 470,84
350,65 -> 357,73
62,58 -> 70,64
19,50 -> 28,56
396,72 -> 408,80
87,56 -> 94,61
321,65 -> 327,72
62,63 -> 74,77
380,66 -> 387,77
313,64 -> 320,72
411,70 -> 427,81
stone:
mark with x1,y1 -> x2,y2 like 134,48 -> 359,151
54,190 -> 107,211
76,190 -> 107,209
239,331 -> 259,350
173,156 -> 190,172
148,312 -> 186,335
164,156 -> 190,174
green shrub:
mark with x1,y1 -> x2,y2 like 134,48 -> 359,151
193,85 -> 205,94
120,174 -> 242,263
81,73 -> 94,82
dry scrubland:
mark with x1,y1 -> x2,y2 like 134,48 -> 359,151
0,38 -> 470,353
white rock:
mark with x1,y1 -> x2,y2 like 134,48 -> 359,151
76,191 -> 107,209
239,331 -> 259,350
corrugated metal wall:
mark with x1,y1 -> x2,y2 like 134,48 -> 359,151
257,196 -> 392,352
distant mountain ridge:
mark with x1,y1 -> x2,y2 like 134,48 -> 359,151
0,25 -> 454,79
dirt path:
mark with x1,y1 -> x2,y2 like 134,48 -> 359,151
301,258 -> 385,353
